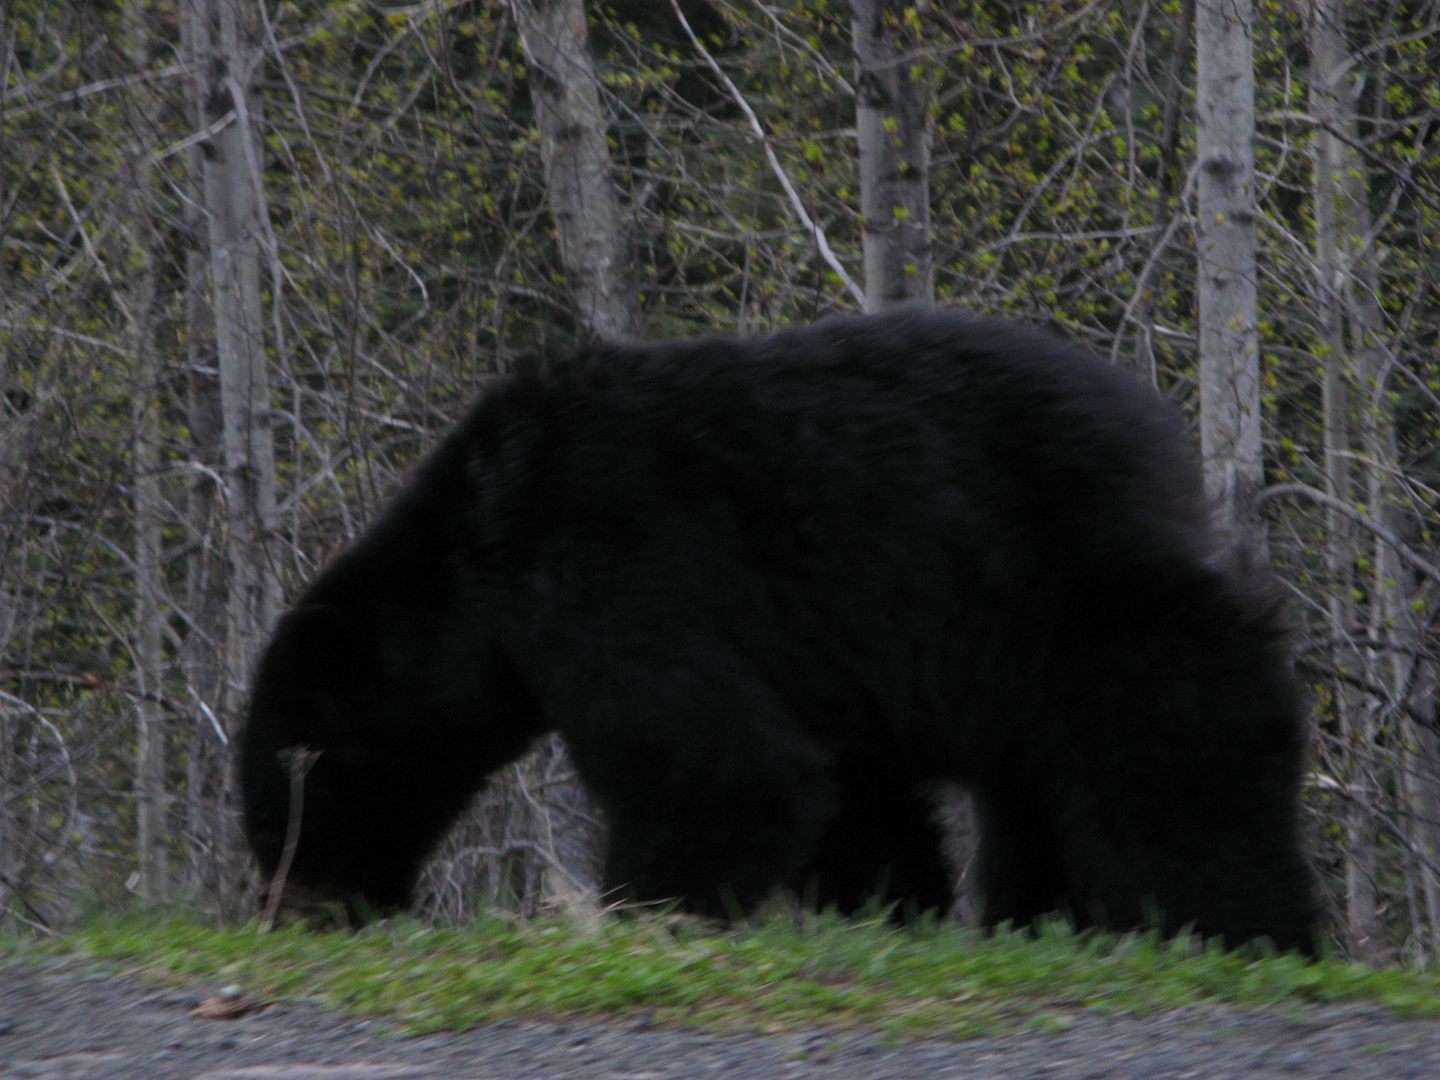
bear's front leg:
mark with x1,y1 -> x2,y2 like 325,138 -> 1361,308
549,633 -> 838,917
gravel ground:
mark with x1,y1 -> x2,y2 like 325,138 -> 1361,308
5,956 -> 1440,1079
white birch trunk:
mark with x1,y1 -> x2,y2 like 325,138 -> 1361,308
192,0 -> 279,681
512,0 -> 636,340
850,0 -> 933,310
1195,0 -> 1262,535
189,0 -> 279,907
1308,0 -> 1377,961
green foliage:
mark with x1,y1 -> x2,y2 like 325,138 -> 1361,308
16,912 -> 1440,1038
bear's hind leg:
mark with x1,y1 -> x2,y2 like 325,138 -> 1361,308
973,786 -> 1069,933
798,782 -> 953,921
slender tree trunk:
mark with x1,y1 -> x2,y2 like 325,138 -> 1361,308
849,0 -> 933,310
195,0 -> 280,674
512,0 -> 636,340
127,174 -> 167,907
1158,0 -> 1198,204
1308,0 -> 1377,961
1353,166 -> 1411,967
122,4 -> 168,907
1403,642 -> 1440,966
189,0 -> 279,910
1384,401 -> 1440,965
0,366 -> 15,922
179,0 -> 230,905
1126,0 -> 1197,375
131,350 -> 167,906
1195,0 -> 1262,537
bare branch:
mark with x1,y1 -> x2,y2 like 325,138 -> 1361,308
1259,481 -> 1440,585
669,0 -> 865,308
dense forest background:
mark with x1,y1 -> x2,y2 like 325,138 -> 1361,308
2,0 -> 1436,965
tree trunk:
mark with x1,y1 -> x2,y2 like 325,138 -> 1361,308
512,0 -> 636,341
120,2 -> 168,907
0,344 -> 16,924
179,0 -> 230,907
195,0 -> 280,674
1308,0 -> 1377,961
1401,630 -> 1440,966
1195,0 -> 1262,537
189,0 -> 279,911
131,328 -> 167,907
1353,131 -> 1434,967
849,0 -> 933,310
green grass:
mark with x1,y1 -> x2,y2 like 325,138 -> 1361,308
10,912 -> 1440,1039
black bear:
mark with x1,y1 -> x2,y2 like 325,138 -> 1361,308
240,308 -> 1320,953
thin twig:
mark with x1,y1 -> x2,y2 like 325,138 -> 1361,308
667,0 -> 865,307
1259,481 -> 1440,585
262,745 -> 321,930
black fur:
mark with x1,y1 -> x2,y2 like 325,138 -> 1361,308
240,308 -> 1319,952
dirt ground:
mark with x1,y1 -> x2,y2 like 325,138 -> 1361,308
5,955 -> 1440,1079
